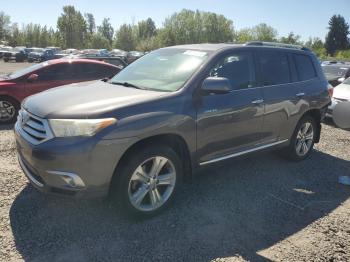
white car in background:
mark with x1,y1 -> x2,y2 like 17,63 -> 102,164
327,77 -> 350,118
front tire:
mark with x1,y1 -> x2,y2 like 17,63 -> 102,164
284,115 -> 317,161
113,145 -> 182,217
0,97 -> 19,124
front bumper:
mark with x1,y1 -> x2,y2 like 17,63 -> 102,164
15,122 -> 134,198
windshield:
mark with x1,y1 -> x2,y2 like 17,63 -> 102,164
110,48 -> 208,91
322,65 -> 349,78
8,62 -> 46,79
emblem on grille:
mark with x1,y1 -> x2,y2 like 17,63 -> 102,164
21,111 -> 30,127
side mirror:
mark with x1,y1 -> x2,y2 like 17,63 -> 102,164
27,73 -> 38,83
201,77 -> 232,95
338,77 -> 345,83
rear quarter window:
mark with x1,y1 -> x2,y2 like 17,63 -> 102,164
293,54 -> 317,81
258,51 -> 291,86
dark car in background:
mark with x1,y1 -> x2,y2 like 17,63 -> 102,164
27,48 -> 55,62
110,49 -> 128,63
3,47 -> 27,62
126,51 -> 144,63
0,46 -> 12,58
53,48 -> 79,59
321,62 -> 350,87
0,59 -> 121,123
14,42 -> 330,217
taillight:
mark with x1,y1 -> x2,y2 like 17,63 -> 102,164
327,84 -> 334,98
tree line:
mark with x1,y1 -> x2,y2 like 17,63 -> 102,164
0,6 -> 349,58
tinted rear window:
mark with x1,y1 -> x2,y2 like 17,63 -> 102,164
259,52 -> 291,86
294,54 -> 316,81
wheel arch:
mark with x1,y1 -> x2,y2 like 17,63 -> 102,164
299,109 -> 322,143
109,133 -> 193,193
0,94 -> 21,108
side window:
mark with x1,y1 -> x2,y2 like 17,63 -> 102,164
37,64 -> 71,81
77,63 -> 99,79
77,63 -> 114,79
92,64 -> 118,79
259,52 -> 291,86
293,54 -> 317,81
209,52 -> 256,90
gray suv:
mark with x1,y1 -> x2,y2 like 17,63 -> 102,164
15,42 -> 331,216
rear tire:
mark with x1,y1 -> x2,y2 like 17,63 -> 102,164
283,115 -> 317,161
0,97 -> 19,124
112,145 -> 182,218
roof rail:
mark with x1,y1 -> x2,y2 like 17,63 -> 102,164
245,41 -> 311,52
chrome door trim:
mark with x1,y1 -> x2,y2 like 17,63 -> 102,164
296,92 -> 306,97
199,139 -> 288,166
251,99 -> 264,104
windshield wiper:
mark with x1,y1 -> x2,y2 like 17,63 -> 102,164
110,81 -> 146,90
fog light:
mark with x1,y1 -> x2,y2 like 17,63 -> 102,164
46,170 -> 85,188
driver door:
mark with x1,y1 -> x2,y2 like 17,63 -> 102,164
196,51 -> 265,164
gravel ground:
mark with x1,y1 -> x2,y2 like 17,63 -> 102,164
0,62 -> 350,261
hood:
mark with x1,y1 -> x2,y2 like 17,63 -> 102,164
333,83 -> 350,100
23,80 -> 167,118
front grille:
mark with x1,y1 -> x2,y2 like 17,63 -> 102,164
16,109 -> 54,145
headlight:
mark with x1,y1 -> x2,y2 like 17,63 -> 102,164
49,118 -> 117,137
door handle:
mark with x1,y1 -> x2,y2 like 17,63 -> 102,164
251,99 -> 264,104
296,92 -> 305,97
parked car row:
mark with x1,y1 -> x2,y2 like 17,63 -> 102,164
1,45 -> 145,64
0,46 -> 61,62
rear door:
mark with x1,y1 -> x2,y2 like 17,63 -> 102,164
257,50 -> 302,142
196,50 -> 265,164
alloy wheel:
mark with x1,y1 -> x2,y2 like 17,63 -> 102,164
0,100 -> 16,122
295,122 -> 314,157
128,156 -> 176,212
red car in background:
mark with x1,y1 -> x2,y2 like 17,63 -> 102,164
0,59 -> 121,123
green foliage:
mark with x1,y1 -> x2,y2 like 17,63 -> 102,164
137,18 -> 156,40
1,7 -> 350,60
325,15 -> 349,56
335,49 -> 350,59
98,18 -> 114,46
114,24 -> 136,51
84,13 -> 96,34
235,23 -> 278,43
57,5 -> 87,48
0,11 -> 11,40
159,9 -> 233,46
280,32 -> 302,45
88,33 -> 110,49
136,36 -> 160,52
305,37 -> 324,49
